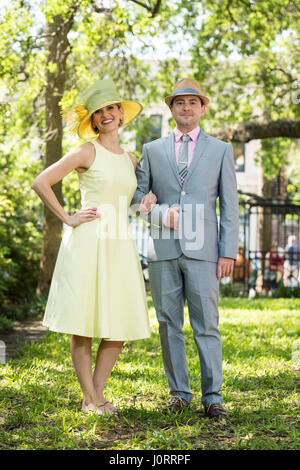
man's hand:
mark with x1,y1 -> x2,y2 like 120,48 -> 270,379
165,206 -> 180,230
217,257 -> 234,280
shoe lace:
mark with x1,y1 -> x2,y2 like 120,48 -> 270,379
170,396 -> 185,405
210,403 -> 222,410
208,403 -> 225,413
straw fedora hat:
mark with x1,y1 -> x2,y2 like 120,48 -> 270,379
165,77 -> 210,107
62,79 -> 143,140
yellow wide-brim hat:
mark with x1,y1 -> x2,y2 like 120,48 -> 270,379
62,79 -> 143,140
165,77 -> 210,107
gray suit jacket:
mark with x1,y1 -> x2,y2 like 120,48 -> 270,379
131,130 -> 239,263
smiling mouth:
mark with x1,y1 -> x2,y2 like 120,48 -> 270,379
102,119 -> 113,125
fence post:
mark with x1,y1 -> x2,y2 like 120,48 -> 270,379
0,340 -> 6,365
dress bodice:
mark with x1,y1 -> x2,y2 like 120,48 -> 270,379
79,140 -> 137,212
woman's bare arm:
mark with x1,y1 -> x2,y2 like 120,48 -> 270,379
32,142 -> 100,227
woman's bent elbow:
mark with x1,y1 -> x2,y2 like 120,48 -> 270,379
31,180 -> 38,191
31,176 -> 42,193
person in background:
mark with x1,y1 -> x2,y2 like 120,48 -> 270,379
264,242 -> 284,296
233,244 -> 252,283
284,235 -> 299,287
248,252 -> 261,299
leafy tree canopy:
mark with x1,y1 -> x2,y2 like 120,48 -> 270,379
0,0 -> 299,302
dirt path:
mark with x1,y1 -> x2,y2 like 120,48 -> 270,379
0,320 -> 48,362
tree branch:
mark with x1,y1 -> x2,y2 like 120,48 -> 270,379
210,119 -> 300,142
226,0 -> 238,25
92,6 -> 113,13
129,0 -> 151,10
151,0 -> 162,16
129,0 -> 162,17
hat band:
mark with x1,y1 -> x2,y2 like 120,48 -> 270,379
172,88 -> 201,96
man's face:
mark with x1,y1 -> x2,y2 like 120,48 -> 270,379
170,95 -> 205,131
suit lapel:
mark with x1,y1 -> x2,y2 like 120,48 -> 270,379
163,134 -> 182,187
183,130 -> 209,186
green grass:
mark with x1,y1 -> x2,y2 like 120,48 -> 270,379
0,296 -> 299,450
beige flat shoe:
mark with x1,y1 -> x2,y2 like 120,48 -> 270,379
98,401 -> 118,416
82,400 -> 105,415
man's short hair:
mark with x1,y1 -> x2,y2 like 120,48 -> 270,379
170,95 -> 204,107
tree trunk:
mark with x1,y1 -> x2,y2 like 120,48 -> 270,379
273,166 -> 288,203
37,13 -> 74,296
36,1 -> 162,297
260,177 -> 273,254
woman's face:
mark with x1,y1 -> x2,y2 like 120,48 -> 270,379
92,104 -> 124,133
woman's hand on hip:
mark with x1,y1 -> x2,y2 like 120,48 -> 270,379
68,208 -> 100,227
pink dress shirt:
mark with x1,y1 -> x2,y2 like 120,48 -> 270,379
163,126 -> 201,226
173,126 -> 201,177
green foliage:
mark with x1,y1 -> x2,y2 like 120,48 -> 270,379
272,284 -> 300,299
0,316 -> 14,333
0,2 -> 47,304
0,296 -> 299,449
0,0 -> 172,305
256,138 -> 295,181
179,0 -> 300,182
0,141 -> 43,305
220,282 -> 243,298
0,296 -> 46,333
0,0 -> 299,306
0,145 -> 44,306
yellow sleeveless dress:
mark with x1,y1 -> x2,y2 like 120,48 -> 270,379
43,140 -> 150,341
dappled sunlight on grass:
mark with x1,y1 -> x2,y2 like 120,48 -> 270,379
0,296 -> 299,449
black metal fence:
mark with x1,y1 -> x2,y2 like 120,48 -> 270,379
129,198 -> 300,296
231,198 -> 300,296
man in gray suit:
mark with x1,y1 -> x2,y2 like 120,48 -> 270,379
132,78 -> 239,419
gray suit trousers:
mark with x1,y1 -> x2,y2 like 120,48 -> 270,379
149,255 -> 223,407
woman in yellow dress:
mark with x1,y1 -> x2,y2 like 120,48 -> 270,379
32,79 -> 156,415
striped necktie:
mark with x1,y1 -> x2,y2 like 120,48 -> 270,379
178,135 -> 190,181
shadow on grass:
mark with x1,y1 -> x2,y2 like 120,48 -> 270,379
1,376 -> 298,451
7,325 -> 297,400
224,369 -> 299,393
1,301 -> 298,450
183,326 -> 295,365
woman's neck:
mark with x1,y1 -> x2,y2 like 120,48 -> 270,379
96,131 -> 123,153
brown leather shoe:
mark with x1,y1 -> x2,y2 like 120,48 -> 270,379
162,396 -> 190,414
204,403 -> 227,419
